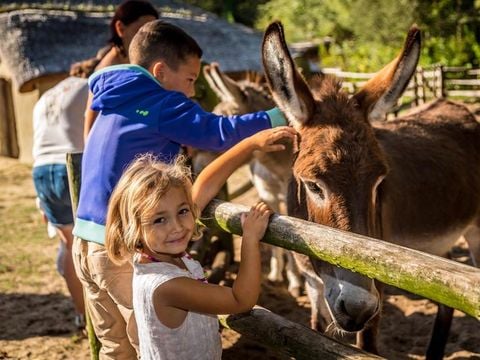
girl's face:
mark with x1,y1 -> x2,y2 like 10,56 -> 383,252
142,186 -> 195,259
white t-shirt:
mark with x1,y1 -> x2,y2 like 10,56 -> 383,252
32,76 -> 88,167
133,254 -> 222,360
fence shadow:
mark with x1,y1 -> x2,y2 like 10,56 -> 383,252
0,292 -> 78,340
380,285 -> 480,358
221,276 -> 311,359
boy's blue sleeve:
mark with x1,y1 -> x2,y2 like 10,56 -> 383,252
157,93 -> 287,152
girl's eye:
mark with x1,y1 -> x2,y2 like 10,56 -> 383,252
153,217 -> 166,224
179,208 -> 190,216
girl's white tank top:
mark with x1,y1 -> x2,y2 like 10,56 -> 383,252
133,254 -> 222,360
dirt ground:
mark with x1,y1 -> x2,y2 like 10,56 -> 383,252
1,126 -> 480,359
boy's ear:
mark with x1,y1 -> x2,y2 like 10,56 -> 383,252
151,61 -> 166,80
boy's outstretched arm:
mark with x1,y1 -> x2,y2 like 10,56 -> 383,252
192,126 -> 297,212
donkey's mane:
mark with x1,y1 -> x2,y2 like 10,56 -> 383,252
308,75 -> 361,128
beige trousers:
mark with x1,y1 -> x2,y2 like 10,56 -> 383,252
72,237 -> 138,360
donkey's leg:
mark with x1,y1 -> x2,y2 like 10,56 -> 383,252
424,223 -> 480,359
463,220 -> 480,267
260,196 -> 286,284
356,315 -> 380,355
425,304 -> 454,360
304,275 -> 331,332
425,246 -> 457,360
268,247 -> 285,282
285,251 -> 303,297
356,280 -> 382,354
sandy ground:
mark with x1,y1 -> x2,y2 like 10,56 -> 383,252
1,135 -> 480,359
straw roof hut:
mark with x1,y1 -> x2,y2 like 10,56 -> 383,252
0,1 -> 265,162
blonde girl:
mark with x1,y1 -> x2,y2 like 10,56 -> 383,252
105,126 -> 296,359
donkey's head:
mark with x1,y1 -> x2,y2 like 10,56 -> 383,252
203,62 -> 274,115
262,22 -> 420,332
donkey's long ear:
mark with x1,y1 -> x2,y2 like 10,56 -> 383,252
203,62 -> 242,103
262,22 -> 315,128
353,26 -> 421,121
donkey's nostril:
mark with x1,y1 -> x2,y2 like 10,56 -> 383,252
337,299 -> 372,332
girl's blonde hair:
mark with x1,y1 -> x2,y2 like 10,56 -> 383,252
105,153 -> 201,265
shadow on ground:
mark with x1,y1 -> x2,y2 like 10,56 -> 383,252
0,292 -> 77,340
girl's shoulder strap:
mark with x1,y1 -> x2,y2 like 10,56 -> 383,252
181,252 -> 208,283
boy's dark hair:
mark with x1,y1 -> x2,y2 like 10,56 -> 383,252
129,20 -> 203,70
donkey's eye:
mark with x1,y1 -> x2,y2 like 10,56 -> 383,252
305,181 -> 325,200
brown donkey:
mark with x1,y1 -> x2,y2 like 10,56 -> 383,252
201,63 -> 303,296
262,22 -> 480,359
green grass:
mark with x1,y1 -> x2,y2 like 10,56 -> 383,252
0,160 -> 58,292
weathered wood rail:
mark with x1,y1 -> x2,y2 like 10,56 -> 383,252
202,200 -> 480,319
219,306 -> 384,359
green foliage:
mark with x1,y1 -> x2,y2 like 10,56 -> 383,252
186,0 -> 480,71
255,0 -> 480,71
182,0 -> 268,26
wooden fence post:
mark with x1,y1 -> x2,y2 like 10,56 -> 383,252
413,68 -> 419,106
66,152 -> 101,360
219,306 -> 384,359
202,200 -> 480,319
439,65 -> 446,98
419,67 -> 426,103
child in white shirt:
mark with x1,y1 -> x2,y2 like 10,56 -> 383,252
105,126 -> 296,359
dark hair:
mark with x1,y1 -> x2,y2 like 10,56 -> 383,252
69,45 -> 112,78
109,0 -> 159,56
129,20 -> 203,69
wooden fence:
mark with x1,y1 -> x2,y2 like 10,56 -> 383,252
204,198 -> 480,357
322,65 -> 480,117
202,200 -> 480,319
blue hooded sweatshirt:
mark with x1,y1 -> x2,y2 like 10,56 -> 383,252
73,64 -> 285,244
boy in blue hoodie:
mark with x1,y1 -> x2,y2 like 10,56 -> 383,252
72,20 -> 286,358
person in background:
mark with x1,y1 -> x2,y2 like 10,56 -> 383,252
32,0 -> 158,341
32,67 -> 89,330
82,0 -> 159,141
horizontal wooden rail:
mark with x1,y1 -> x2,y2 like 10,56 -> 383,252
322,69 -> 376,79
219,306 -> 383,359
447,79 -> 480,86
323,65 -> 480,107
446,90 -> 480,97
202,200 -> 480,319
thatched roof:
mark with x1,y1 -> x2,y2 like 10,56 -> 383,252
0,1 -> 264,92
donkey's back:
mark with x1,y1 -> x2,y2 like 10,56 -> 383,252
376,99 -> 480,258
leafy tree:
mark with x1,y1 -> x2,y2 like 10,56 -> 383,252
185,0 -> 480,70
255,0 -> 480,70
414,0 -> 480,66
182,0 -> 268,26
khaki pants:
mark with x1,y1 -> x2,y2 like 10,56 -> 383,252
72,237 -> 138,360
